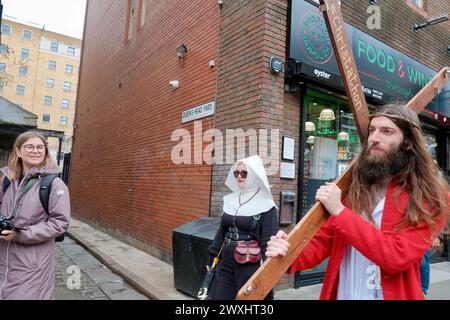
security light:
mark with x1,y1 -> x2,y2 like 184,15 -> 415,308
176,44 -> 188,58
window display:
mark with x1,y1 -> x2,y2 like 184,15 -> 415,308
301,89 -> 362,216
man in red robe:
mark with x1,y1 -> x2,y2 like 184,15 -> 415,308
267,105 -> 449,300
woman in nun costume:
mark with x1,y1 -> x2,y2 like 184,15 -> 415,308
207,155 -> 278,300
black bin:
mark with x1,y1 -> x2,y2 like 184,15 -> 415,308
173,217 -> 221,298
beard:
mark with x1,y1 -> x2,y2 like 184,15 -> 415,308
357,141 -> 409,185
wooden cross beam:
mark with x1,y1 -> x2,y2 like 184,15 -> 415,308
236,0 -> 450,300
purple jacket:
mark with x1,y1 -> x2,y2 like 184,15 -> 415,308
0,166 -> 70,300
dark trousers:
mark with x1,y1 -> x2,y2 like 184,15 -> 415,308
211,245 -> 273,300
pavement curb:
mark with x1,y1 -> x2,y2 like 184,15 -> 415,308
67,219 -> 192,300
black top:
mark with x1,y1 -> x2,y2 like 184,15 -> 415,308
207,206 -> 278,265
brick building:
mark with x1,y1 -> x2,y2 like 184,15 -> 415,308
71,0 -> 450,291
0,17 -> 82,165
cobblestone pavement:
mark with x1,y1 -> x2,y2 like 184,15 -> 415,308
55,237 -> 149,300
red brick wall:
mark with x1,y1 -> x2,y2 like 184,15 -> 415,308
209,0 -> 295,289
70,0 -> 220,261
210,0 -> 291,217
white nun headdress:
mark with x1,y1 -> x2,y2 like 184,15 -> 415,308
222,155 -> 276,217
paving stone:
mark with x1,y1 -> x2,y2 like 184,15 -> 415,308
54,238 -> 149,300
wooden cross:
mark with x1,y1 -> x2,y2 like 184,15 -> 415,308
237,0 -> 450,300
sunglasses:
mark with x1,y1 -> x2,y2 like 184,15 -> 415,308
233,170 -> 248,178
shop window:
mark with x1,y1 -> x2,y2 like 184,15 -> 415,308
301,89 -> 362,216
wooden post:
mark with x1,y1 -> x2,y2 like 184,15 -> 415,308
236,0 -> 450,300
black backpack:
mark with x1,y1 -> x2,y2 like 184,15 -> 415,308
2,174 -> 65,242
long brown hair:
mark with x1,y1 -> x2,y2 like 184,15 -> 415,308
7,131 -> 55,181
347,105 -> 448,233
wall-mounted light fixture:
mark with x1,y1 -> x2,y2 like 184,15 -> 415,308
218,0 -> 223,9
369,0 -> 377,5
447,45 -> 450,55
176,44 -> 188,58
414,13 -> 448,32
270,56 -> 284,74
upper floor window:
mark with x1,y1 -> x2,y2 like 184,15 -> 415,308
44,95 -> 53,105
138,0 -> 147,29
48,60 -> 56,70
65,64 -> 73,74
0,62 -> 6,73
67,46 -> 75,56
1,24 -> 11,36
0,81 -> 4,93
46,78 -> 55,88
50,42 -> 59,53
60,116 -> 68,125
21,48 -> 30,59
0,44 -> 9,54
61,99 -> 70,108
410,0 -> 423,8
126,0 -> 136,41
43,114 -> 51,123
63,81 -> 71,92
16,84 -> 25,96
18,66 -> 28,77
22,30 -> 32,41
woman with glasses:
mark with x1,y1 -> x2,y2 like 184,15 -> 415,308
206,155 -> 278,299
0,131 -> 70,299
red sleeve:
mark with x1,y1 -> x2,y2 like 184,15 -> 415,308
332,207 -> 438,273
288,216 -> 335,274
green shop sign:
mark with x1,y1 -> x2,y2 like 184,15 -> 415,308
289,0 -> 449,118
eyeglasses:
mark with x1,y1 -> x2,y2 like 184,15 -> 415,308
233,170 -> 248,178
22,144 -> 46,153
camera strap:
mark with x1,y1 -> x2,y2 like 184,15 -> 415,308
11,178 -> 38,218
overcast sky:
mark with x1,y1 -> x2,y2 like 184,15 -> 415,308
2,0 -> 87,39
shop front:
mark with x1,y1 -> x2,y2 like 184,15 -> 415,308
287,0 -> 450,286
